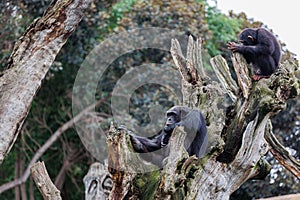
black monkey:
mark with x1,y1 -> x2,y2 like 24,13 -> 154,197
228,28 -> 281,81
126,106 -> 208,165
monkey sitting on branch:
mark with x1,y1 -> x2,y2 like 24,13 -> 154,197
228,28 -> 281,81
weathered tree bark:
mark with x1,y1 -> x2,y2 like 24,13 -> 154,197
0,0 -> 91,164
83,162 -> 113,200
30,161 -> 62,200
104,36 -> 300,199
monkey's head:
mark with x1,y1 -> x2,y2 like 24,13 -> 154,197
238,28 -> 258,45
164,106 -> 190,133
164,109 -> 180,133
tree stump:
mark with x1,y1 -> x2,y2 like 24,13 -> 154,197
103,36 -> 300,200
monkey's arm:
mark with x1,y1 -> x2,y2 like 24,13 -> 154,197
118,125 -> 164,152
228,40 -> 274,55
130,131 -> 168,153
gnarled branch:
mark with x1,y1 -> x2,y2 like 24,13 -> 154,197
265,122 -> 300,179
31,161 -> 62,200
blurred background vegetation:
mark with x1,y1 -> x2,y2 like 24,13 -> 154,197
0,0 -> 299,199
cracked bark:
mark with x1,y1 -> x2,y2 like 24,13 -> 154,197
0,0 -> 92,164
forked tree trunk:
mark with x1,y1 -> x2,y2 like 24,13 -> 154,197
91,37 -> 300,200
0,0 -> 91,164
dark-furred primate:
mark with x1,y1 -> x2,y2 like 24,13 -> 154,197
228,28 -> 281,81
125,106 -> 208,166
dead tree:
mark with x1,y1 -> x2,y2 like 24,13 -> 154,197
0,0 -> 91,164
104,36 -> 300,200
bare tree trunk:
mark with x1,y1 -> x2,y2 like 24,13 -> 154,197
104,36 -> 300,199
0,0 -> 91,164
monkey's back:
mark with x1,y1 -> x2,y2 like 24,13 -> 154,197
259,28 -> 281,67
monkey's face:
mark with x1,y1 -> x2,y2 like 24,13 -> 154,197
164,111 -> 180,133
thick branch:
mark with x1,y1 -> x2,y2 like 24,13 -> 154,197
0,0 -> 91,164
170,36 -> 207,85
265,122 -> 300,179
157,127 -> 190,198
231,53 -> 252,99
210,55 -> 238,102
107,124 -> 192,199
31,161 -> 62,200
107,123 -> 157,200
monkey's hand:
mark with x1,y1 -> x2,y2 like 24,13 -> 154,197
161,133 -> 171,147
118,125 -> 146,152
227,42 -> 241,52
130,135 -> 148,153
118,125 -> 130,132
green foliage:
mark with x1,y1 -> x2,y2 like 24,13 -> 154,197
203,1 -> 242,56
111,0 -> 138,21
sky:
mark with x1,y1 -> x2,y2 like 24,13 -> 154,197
215,0 -> 300,60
